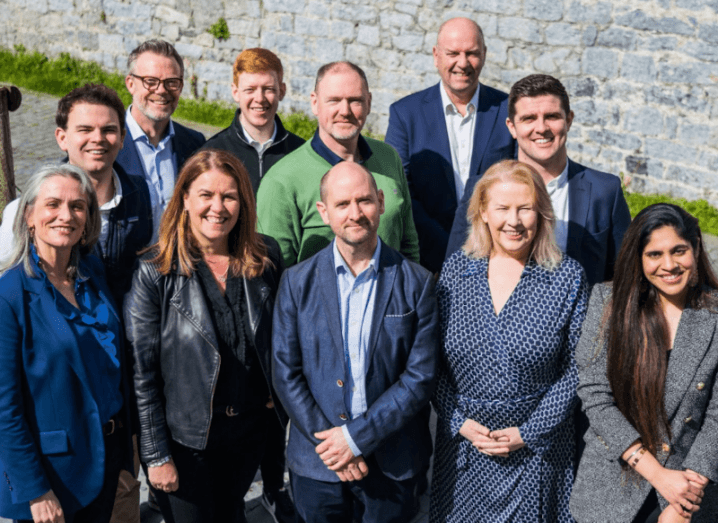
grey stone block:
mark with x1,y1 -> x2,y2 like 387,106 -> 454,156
378,71 -> 423,91
697,151 -> 718,172
226,19 -> 261,38
225,1 -> 261,18
264,0 -> 305,14
334,4 -> 378,23
545,23 -> 582,46
698,23 -> 718,44
587,129 -> 642,150
288,77 -> 314,98
565,1 -> 612,24
370,48 -> 402,70
476,14 -> 498,37
664,165 -> 714,189
597,27 -> 637,50
357,24 -> 380,46
162,24 -> 181,41
638,35 -> 677,51
664,115 -> 678,140
678,123 -> 710,146
379,12 -> 414,28
616,10 -> 694,36
206,81 -> 234,103
534,48 -> 571,73
647,85 -> 709,113
402,53 -> 435,73
582,26 -> 597,46
470,0 -> 521,15
291,59 -> 319,78
78,31 -> 98,51
488,38 -> 508,64
498,17 -> 541,43
565,77 -> 599,97
275,34 -> 306,57
330,21 -> 355,42
510,48 -> 533,69
295,16 -> 326,37
395,3 -> 418,15
313,39 -> 344,62
623,107 -> 662,135
674,0 -> 718,10
196,61 -> 233,82
48,0 -> 73,11
645,138 -> 697,163
524,0 -> 564,21
175,42 -> 204,60
99,33 -> 123,52
682,40 -> 718,63
156,6 -> 190,28
345,43 -> 371,67
393,32 -> 424,52
566,141 -> 600,159
620,54 -> 656,83
581,48 -> 619,79
659,62 -> 718,85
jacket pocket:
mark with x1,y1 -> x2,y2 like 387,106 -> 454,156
39,430 -> 69,455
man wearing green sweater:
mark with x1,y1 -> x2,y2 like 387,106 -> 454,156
256,61 -> 419,267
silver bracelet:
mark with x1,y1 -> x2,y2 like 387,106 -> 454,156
147,455 -> 171,468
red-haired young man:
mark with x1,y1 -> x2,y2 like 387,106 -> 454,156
203,48 -> 305,196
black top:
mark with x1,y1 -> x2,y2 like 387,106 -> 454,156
196,261 -> 269,411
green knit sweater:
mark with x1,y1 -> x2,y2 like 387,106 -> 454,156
256,137 -> 419,267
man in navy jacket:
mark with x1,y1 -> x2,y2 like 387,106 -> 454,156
446,74 -> 631,287
385,17 -> 515,273
272,162 -> 438,523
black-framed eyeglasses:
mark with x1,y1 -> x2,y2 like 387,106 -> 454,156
130,74 -> 183,92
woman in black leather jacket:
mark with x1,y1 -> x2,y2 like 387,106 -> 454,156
124,149 -> 285,523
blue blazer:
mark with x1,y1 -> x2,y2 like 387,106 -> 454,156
272,243 -> 439,483
447,159 -> 632,286
385,83 -> 516,273
116,120 -> 206,179
0,256 -> 132,520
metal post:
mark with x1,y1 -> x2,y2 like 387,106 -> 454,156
0,85 -> 22,214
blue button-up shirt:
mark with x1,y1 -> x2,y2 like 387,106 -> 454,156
333,238 -> 381,456
126,107 -> 177,214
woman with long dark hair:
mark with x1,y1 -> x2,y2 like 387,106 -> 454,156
571,203 -> 718,523
124,149 -> 285,523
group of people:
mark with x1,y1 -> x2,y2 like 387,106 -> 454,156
0,14 -> 716,523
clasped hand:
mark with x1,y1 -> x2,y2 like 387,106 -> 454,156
315,427 -> 369,482
459,419 -> 525,458
655,468 -> 708,520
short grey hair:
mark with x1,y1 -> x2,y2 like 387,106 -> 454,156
127,39 -> 184,77
2,164 -> 101,278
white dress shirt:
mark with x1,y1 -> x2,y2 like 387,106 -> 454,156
546,161 -> 570,252
439,81 -> 480,201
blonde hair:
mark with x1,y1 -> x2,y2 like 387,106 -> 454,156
462,159 -> 562,269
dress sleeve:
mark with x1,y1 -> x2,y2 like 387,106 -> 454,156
431,256 -> 467,437
519,265 -> 588,455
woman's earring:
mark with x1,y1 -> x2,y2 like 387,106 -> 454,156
29,226 -> 35,242
80,228 -> 87,246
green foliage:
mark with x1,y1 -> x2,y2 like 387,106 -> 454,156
207,18 -> 230,41
625,191 -> 718,236
281,111 -> 318,140
174,98 -> 235,127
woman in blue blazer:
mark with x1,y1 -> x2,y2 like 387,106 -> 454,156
571,204 -> 718,523
0,164 -> 131,523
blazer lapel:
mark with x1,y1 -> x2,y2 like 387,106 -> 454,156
117,131 -> 144,177
469,84 -> 502,178
317,248 -> 346,364
366,248 -> 398,362
243,277 -> 270,344
423,85 -> 454,194
567,159 -> 590,261
664,307 -> 716,419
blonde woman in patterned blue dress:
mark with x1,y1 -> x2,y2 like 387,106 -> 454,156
430,160 -> 588,522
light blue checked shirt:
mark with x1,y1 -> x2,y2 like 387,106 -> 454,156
333,238 -> 382,457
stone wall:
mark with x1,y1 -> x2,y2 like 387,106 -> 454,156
2,0 -> 718,204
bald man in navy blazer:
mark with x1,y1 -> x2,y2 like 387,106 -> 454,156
385,17 -> 515,273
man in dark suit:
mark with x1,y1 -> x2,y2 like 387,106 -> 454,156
385,17 -> 515,273
447,74 -> 631,287
118,39 -> 205,233
272,161 -> 438,523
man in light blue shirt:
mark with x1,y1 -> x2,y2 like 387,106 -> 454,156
272,161 -> 439,523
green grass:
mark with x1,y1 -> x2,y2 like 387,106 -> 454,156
625,192 -> 718,236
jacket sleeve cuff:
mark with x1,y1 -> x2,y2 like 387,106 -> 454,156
341,425 -> 362,457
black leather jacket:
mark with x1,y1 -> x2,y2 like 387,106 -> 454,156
124,236 -> 286,462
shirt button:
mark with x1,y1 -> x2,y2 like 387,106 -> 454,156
697,382 -> 705,390
337,379 -> 344,387
339,414 -> 348,421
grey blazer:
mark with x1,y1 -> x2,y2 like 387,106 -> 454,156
570,283 -> 718,523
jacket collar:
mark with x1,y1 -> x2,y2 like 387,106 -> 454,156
566,158 -> 590,261
232,109 -> 291,147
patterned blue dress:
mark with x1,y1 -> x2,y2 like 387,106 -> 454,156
429,252 -> 588,523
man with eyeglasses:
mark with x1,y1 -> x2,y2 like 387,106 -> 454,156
119,39 -> 205,237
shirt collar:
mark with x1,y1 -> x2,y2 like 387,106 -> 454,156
545,160 -> 570,191
332,237 -> 382,277
125,106 -> 175,143
439,80 -> 480,116
310,131 -> 374,166
241,116 -> 278,147
100,169 -> 124,211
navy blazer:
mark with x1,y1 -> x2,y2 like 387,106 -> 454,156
116,119 -> 206,180
272,243 -> 439,483
447,158 -> 632,286
385,83 -> 516,273
0,256 -> 132,520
